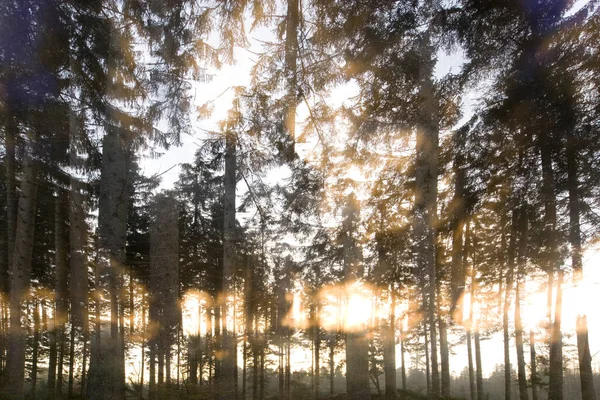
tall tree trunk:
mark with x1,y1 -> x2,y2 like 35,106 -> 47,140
284,0 -> 299,161
329,341 -> 335,396
384,289 -> 397,400
451,123 -> 467,315
530,329 -> 538,400
549,270 -> 564,400
504,211 -> 517,400
400,327 -> 407,391
51,191 -> 68,397
47,301 -> 58,398
567,126 -> 596,400
5,115 -> 16,275
68,323 -> 76,398
515,210 -> 529,400
424,324 -> 431,398
415,32 -> 440,399
467,328 -> 476,400
87,127 -> 131,400
31,300 -> 40,398
439,286 -> 451,397
5,154 -> 38,397
515,285 -> 529,400
540,128 -> 562,400
220,128 -> 237,400
474,330 -> 483,400
467,266 -> 476,400
343,194 -> 369,400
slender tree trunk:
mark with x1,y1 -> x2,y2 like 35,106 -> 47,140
87,125 -> 131,400
51,192 -> 68,397
31,300 -> 40,398
284,0 -> 299,161
549,270 -> 564,400
539,128 -> 562,400
5,115 -> 16,274
81,329 -> 88,396
504,211 -> 517,400
467,267 -> 476,400
474,331 -> 483,400
400,327 -> 407,391
140,289 -> 145,399
439,287 -> 451,397
415,32 -> 440,399
220,126 -> 237,400
424,324 -> 431,398
467,328 -> 476,400
48,301 -> 58,397
384,289 -> 397,400
515,210 -> 529,400
5,153 -> 38,397
343,194 -> 369,400
515,285 -> 529,400
530,329 -> 538,400
567,127 -> 596,400
68,323 -> 76,398
329,341 -> 335,396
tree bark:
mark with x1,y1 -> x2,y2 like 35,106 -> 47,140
530,329 -> 538,400
539,127 -> 562,400
515,285 -> 529,400
343,194 -> 370,400
415,32 -> 440,398
31,300 -> 40,398
87,127 -> 131,400
384,289 -> 397,400
219,127 -> 237,400
474,331 -> 483,400
567,126 -> 596,400
515,210 -> 529,400
284,0 -> 299,161
5,153 -> 37,397
504,211 -> 517,400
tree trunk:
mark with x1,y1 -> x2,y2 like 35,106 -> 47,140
31,300 -> 40,398
51,191 -> 68,397
515,285 -> 529,400
47,301 -> 58,398
68,323 -> 76,398
439,288 -> 451,397
343,194 -> 369,400
140,289 -> 146,399
474,331 -> 483,400
220,127 -> 237,400
284,0 -> 299,161
530,329 -> 538,400
549,270 -> 564,400
451,123 -> 467,315
515,210 -> 529,400
5,154 -> 38,397
384,289 -> 397,400
424,324 -> 431,398
467,328 -> 476,400
400,327 -> 407,391
567,126 -> 596,400
467,265 -> 476,400
539,127 -> 562,400
87,127 -> 131,400
5,115 -> 17,275
329,341 -> 335,396
504,211 -> 517,400
415,32 -> 440,399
